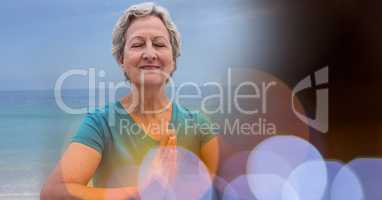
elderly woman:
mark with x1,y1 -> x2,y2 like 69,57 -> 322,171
41,2 -> 219,200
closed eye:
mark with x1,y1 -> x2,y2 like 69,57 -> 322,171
154,43 -> 166,48
131,43 -> 144,48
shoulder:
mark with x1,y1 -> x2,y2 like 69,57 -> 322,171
71,103 -> 120,154
82,102 -> 121,128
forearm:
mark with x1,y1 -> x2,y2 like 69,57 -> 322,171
200,137 -> 220,179
41,183 -> 139,200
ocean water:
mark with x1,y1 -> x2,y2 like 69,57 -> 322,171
0,88 -> 218,199
0,89 -> 95,199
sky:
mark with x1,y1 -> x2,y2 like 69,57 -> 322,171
0,0 -> 264,90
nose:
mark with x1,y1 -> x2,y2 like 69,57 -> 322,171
142,45 -> 157,62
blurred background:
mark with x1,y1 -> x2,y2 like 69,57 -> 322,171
1,0 -> 381,198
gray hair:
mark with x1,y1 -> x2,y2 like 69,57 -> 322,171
112,2 -> 181,63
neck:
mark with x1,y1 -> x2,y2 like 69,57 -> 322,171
124,84 -> 171,115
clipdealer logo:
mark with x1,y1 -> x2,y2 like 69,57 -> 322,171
54,66 -> 329,135
291,66 -> 329,133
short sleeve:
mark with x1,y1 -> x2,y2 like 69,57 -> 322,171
70,112 -> 105,154
195,112 -> 218,146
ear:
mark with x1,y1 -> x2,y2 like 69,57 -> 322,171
118,55 -> 124,66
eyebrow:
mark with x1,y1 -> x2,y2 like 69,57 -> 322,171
127,35 -> 168,43
152,36 -> 167,41
127,36 -> 145,43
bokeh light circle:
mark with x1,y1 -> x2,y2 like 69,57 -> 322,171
247,135 -> 326,200
330,164 -> 364,200
346,158 -> 382,200
138,147 -> 212,200
222,175 -> 257,200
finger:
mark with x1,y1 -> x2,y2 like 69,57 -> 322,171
159,134 -> 170,147
157,136 -> 170,164
160,140 -> 176,163
165,138 -> 177,163
167,135 -> 176,147
166,128 -> 176,137
163,128 -> 176,147
158,128 -> 176,163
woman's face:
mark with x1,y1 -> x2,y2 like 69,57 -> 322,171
120,15 -> 175,87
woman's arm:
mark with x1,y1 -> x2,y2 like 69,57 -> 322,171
40,143 -> 139,200
200,137 -> 220,178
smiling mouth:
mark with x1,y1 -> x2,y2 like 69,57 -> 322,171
139,65 -> 161,70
